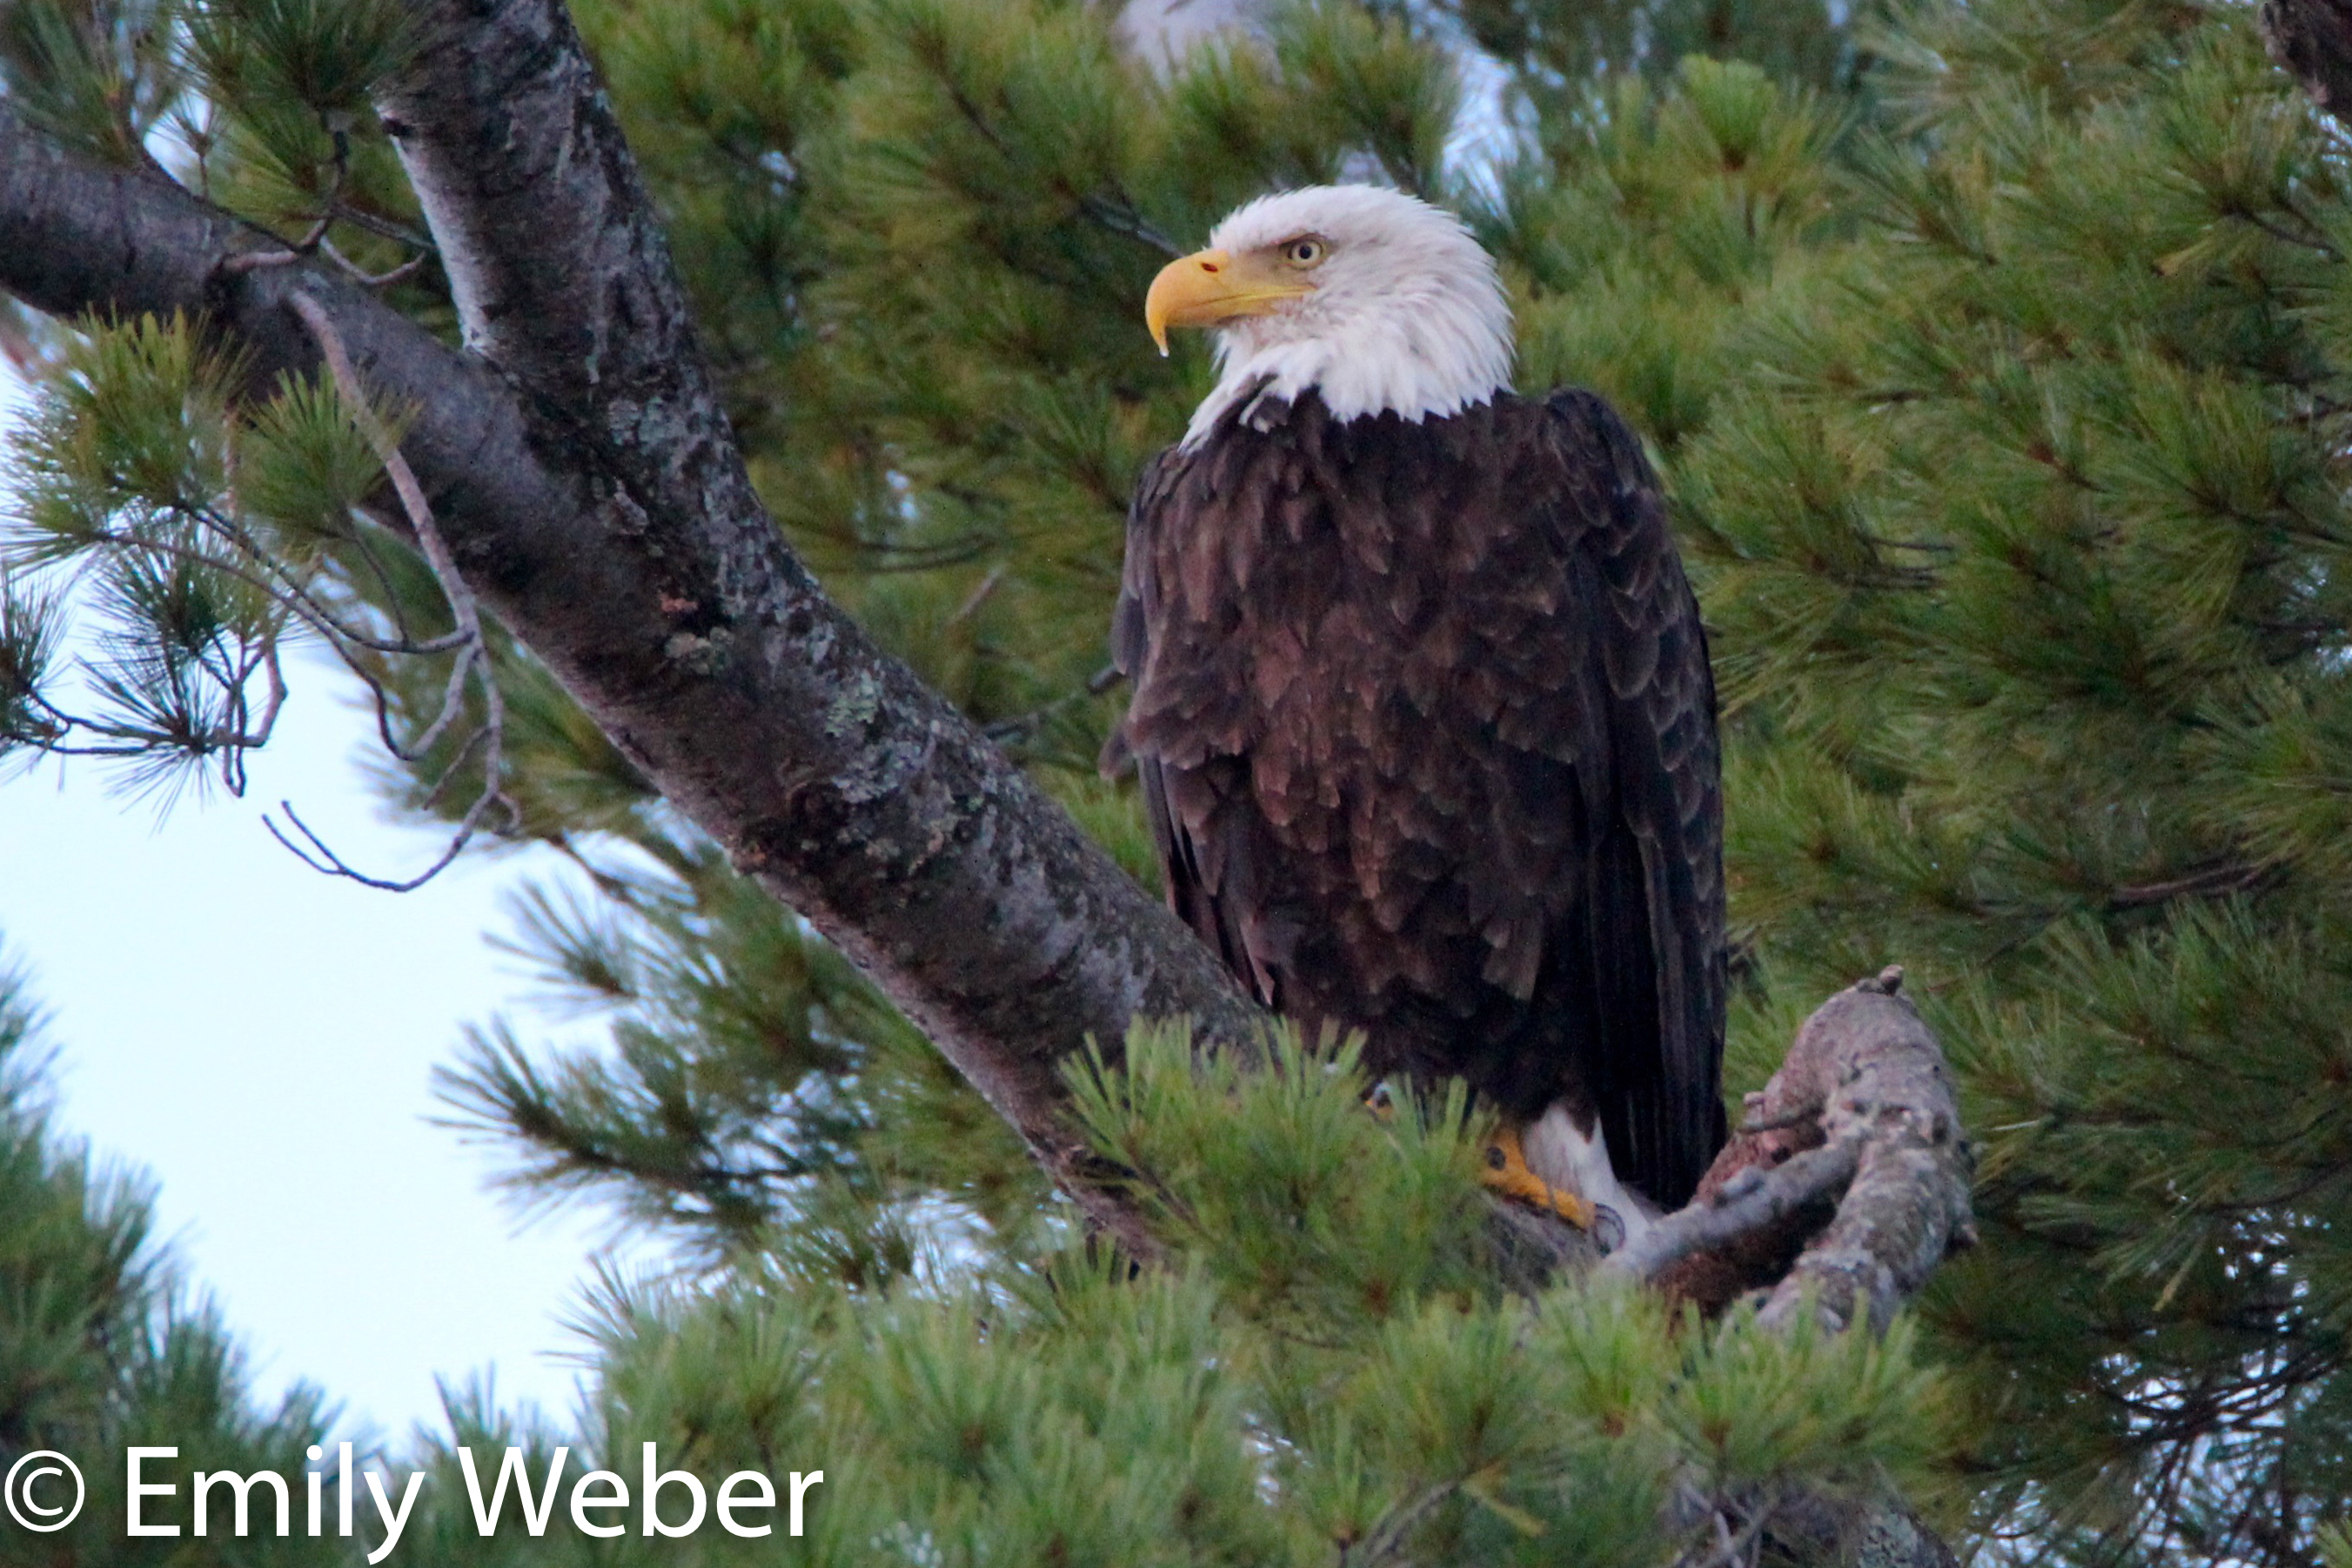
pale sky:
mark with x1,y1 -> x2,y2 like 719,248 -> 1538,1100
0,364 -> 656,1445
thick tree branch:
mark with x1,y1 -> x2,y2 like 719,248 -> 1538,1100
0,43 -> 1259,1259
1752,975 -> 1977,1334
1628,971 -> 1974,1568
1613,1134 -> 1862,1283
1617,968 -> 1978,1331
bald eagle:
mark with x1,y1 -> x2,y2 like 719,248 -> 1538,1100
1105,185 -> 1727,1236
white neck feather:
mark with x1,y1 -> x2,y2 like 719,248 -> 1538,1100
1180,187 -> 1515,447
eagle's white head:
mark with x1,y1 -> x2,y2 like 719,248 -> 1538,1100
1146,185 -> 1515,448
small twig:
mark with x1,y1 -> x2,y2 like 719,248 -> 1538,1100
269,289 -> 514,888
218,214 -> 336,278
265,789 -> 502,892
322,203 -> 438,254
948,565 -> 1006,627
2220,200 -> 2342,259
1076,191 -> 1183,257
395,635 -> 485,763
336,519 -> 419,642
214,144 -> 432,286
320,237 -> 429,288
247,638 -> 287,748
1592,966 -> 1973,1339
2108,858 -> 2270,909
0,712 -> 264,760
174,506 -> 472,655
3,589 -> 287,777
1665,1484 -> 1797,1568
57,520 -> 472,777
219,246 -> 307,277
412,722 -> 491,809
211,630 -> 285,796
1340,1479 -> 1459,1568
1605,1135 -> 1864,1283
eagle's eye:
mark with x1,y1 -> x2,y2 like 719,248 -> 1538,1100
1282,237 -> 1326,267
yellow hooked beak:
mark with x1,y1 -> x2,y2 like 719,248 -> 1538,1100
1145,248 -> 1317,354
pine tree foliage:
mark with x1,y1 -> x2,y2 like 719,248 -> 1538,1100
0,0 -> 182,165
1646,8 -> 2352,1548
1433,0 -> 1858,123
6,0 -> 2352,1558
439,832 -> 1044,1276
0,960 -> 1959,1565
394,1025 -> 1957,1565
0,947 -> 349,1566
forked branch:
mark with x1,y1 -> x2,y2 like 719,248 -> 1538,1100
1610,968 -> 1978,1333
263,291 -> 514,891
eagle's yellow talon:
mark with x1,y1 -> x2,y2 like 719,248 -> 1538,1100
1481,1124 -> 1598,1230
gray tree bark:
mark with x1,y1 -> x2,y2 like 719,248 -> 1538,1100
1614,969 -> 1978,1330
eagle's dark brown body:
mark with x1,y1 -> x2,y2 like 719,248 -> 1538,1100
1107,386 -> 1727,1207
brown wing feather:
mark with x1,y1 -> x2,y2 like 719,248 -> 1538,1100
1105,451 -> 1282,1002
1542,388 -> 1728,1206
1106,389 -> 1726,1206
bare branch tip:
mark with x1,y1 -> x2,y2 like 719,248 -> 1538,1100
264,797 -> 477,893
